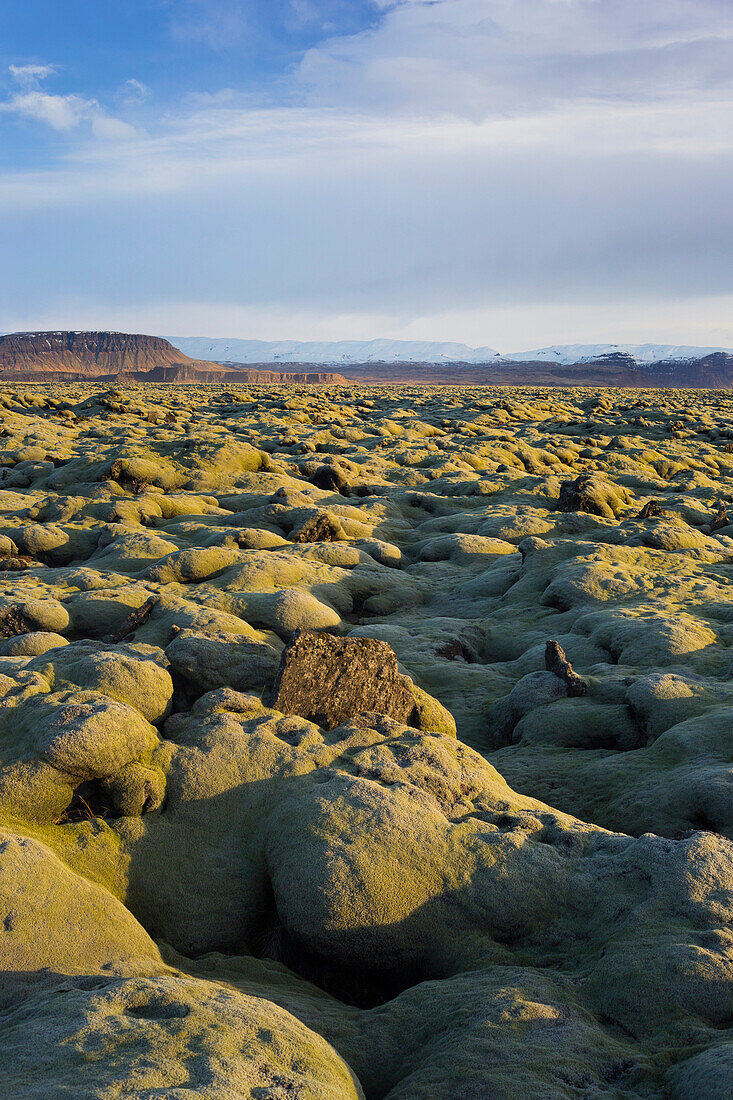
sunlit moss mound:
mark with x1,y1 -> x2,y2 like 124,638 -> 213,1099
0,380 -> 732,1097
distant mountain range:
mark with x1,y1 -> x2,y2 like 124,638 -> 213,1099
3,331 -> 733,388
172,336 -> 733,367
503,343 -> 733,365
329,351 -> 733,387
171,337 -> 503,365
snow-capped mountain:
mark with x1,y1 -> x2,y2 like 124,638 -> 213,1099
171,336 -> 733,367
503,343 -> 733,365
170,337 -> 501,365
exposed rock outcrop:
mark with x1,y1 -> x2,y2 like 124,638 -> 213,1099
0,332 -> 346,385
0,331 -> 202,376
270,630 -> 456,734
545,639 -> 588,696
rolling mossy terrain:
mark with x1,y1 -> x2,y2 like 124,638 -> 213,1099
0,381 -> 732,1098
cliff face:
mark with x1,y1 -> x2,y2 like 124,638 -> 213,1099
0,333 -> 346,384
140,364 -> 347,384
0,332 -> 205,376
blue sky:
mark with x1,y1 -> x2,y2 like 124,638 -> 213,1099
2,0 -> 733,349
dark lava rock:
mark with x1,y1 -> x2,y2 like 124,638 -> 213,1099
710,502 -> 729,532
310,465 -> 350,495
0,556 -> 38,572
637,499 -> 664,520
545,640 -> 588,698
105,596 -> 158,643
291,512 -> 342,543
269,630 -> 418,731
435,639 -> 477,663
110,459 -> 149,495
557,475 -> 601,515
0,606 -> 42,638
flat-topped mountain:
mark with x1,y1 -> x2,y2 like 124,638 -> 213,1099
0,332 -> 196,376
0,332 -> 346,384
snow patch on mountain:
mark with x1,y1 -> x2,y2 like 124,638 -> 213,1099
170,337 -> 501,365
503,343 -> 733,365
171,336 -> 733,366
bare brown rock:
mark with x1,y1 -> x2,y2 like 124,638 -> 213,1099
545,640 -> 588,697
0,556 -> 38,572
310,465 -> 351,494
269,630 -> 419,731
637,499 -> 664,520
557,475 -> 600,515
105,596 -> 158,644
0,607 -> 37,637
710,501 -> 729,532
556,473 -> 629,519
290,512 -> 343,543
109,459 -> 150,495
143,364 -> 346,384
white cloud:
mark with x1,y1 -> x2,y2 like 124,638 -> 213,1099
1,93 -> 730,214
8,63 -> 57,87
91,114 -> 137,140
0,91 -> 90,131
9,292 -> 733,352
298,0 -> 733,116
121,78 -> 150,106
1,67 -> 136,139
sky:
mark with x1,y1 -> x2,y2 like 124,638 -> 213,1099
2,0 -> 733,351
